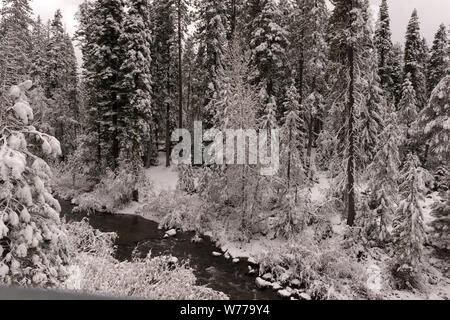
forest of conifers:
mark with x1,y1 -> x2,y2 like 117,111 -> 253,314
0,0 -> 449,300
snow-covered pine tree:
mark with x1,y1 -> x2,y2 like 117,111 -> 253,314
29,16 -> 49,87
28,16 -> 51,134
46,10 -> 79,158
195,0 -> 228,128
0,0 -> 33,92
427,24 -> 449,94
359,36 -> 385,166
150,0 -> 178,166
118,0 -> 153,175
366,105 -> 402,244
391,153 -> 426,288
374,0 -> 396,98
86,0 -> 125,170
280,83 -> 306,191
429,192 -> 449,250
419,75 -> 450,163
327,0 -> 373,226
397,75 -> 418,133
289,0 -> 329,177
391,43 -> 405,104
248,0 -> 289,119
74,0 -> 105,177
0,80 -> 68,286
403,9 -> 428,109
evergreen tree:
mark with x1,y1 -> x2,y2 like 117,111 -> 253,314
46,10 -> 79,157
195,0 -> 228,128
392,154 -> 426,288
280,83 -> 306,190
75,0 -> 105,176
0,0 -> 33,92
391,43 -> 405,104
367,106 -> 402,243
397,75 -> 418,134
29,16 -> 49,87
429,192 -> 449,250
327,0 -> 373,226
290,0 -> 329,176
403,9 -> 428,108
119,0 -> 153,174
151,0 -> 178,166
374,0 -> 395,97
79,0 -> 125,170
0,80 -> 68,286
427,24 -> 449,93
359,43 -> 385,166
248,0 -> 289,118
419,75 -> 450,162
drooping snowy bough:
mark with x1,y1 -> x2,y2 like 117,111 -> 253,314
0,81 -> 68,287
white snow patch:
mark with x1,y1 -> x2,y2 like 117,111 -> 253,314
310,171 -> 329,204
65,265 -> 82,291
366,264 -> 382,293
144,152 -> 179,194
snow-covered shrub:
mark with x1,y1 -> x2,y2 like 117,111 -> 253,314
65,218 -> 116,259
74,163 -> 153,213
51,135 -> 99,200
0,81 -> 68,287
64,219 -> 227,299
258,233 -> 368,300
177,164 -> 196,194
271,189 -> 310,239
73,253 -> 228,300
140,191 -> 205,232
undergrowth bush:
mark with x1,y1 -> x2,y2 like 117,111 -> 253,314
138,191 -> 205,232
257,231 -> 368,300
64,219 -> 227,300
73,166 -> 153,213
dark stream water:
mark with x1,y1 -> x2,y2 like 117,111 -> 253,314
59,200 -> 279,300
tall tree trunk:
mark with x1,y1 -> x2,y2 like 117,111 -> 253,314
230,0 -> 237,36
166,47 -> 171,168
112,94 -> 119,170
287,125 -> 292,189
346,45 -> 356,227
145,124 -> 153,168
177,0 -> 183,130
306,77 -> 316,177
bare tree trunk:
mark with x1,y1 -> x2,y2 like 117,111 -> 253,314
166,47 -> 171,168
145,124 -> 153,168
230,0 -> 237,36
112,93 -> 119,170
287,125 -> 292,189
346,45 -> 356,227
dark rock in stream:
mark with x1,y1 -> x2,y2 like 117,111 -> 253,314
59,199 -> 280,300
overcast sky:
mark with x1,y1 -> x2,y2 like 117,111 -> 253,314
30,0 -> 450,62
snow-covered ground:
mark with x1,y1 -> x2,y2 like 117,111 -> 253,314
117,152 -> 449,300
145,153 -> 179,194
119,152 -> 178,215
